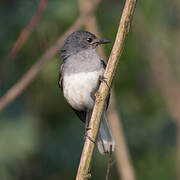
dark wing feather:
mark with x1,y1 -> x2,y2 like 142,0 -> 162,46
101,59 -> 106,69
71,108 -> 86,123
58,64 -> 64,91
100,59 -> 110,109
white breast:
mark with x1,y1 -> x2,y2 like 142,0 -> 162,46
63,71 -> 103,111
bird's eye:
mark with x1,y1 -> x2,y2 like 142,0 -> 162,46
87,38 -> 92,43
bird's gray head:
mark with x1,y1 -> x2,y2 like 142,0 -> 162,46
61,30 -> 111,61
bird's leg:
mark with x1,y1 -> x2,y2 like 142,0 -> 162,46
99,75 -> 110,89
84,110 -> 95,143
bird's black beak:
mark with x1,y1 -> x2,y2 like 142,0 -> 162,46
97,39 -> 112,45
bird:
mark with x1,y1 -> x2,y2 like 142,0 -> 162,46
58,30 -> 115,154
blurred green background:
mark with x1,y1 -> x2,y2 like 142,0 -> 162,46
0,0 -> 179,179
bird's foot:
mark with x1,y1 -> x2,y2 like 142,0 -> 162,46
99,76 -> 110,88
85,133 -> 96,144
86,127 -> 91,131
84,128 -> 95,143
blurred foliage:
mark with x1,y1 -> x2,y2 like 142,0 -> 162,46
0,0 -> 179,179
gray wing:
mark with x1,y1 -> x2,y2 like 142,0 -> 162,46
58,64 -> 64,91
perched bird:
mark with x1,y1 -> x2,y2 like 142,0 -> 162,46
58,30 -> 115,154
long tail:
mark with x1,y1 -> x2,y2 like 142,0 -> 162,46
97,111 -> 115,154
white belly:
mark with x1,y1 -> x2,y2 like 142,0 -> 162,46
63,71 -> 102,110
